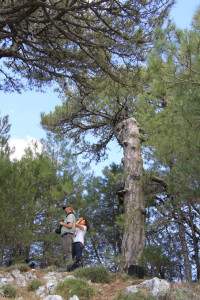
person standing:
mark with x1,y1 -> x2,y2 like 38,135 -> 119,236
72,217 -> 90,267
59,204 -> 75,268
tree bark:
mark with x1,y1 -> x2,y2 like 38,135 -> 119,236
188,205 -> 200,280
114,117 -> 145,272
177,208 -> 192,282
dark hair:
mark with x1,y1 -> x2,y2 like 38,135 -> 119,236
84,218 -> 90,231
63,204 -> 73,210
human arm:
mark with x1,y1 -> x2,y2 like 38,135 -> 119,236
75,218 -> 84,230
59,221 -> 72,229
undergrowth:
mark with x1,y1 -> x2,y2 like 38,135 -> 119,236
5,263 -> 30,273
2,284 -> 17,298
113,291 -> 157,300
27,279 -> 42,291
55,277 -> 95,300
73,265 -> 111,283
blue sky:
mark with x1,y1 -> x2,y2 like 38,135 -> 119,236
0,0 -> 199,174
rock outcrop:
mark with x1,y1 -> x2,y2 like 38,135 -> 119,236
0,269 -> 79,300
126,277 -> 170,297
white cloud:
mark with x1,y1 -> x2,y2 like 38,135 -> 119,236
9,136 -> 43,161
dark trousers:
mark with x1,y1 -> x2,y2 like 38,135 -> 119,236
72,242 -> 84,262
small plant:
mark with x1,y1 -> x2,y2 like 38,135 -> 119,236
18,263 -> 30,272
3,284 -> 17,298
113,291 -> 157,300
73,265 -> 111,283
5,263 -> 30,273
27,279 -> 42,291
55,278 -> 95,300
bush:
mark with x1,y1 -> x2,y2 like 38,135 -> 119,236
3,284 -> 17,298
18,263 -> 30,272
6,263 -> 30,273
44,265 -> 57,273
27,279 -> 42,291
73,265 -> 111,283
113,291 -> 157,300
55,278 -> 95,300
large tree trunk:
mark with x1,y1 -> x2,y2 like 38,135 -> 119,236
114,117 -> 145,272
188,205 -> 199,280
177,208 -> 192,282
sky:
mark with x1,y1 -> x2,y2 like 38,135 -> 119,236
0,0 -> 199,175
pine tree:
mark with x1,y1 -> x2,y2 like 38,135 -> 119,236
0,0 -> 174,91
41,74 -> 146,271
136,6 -> 200,281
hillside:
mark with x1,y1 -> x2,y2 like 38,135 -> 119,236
0,266 -> 200,299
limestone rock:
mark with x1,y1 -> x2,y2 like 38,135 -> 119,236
43,295 -> 63,300
24,271 -> 37,280
64,275 -> 76,280
0,272 -> 14,287
11,269 -> 27,287
46,279 -> 60,295
44,272 -> 62,281
69,296 -> 79,300
139,277 -> 170,296
126,285 -> 138,294
35,285 -> 46,297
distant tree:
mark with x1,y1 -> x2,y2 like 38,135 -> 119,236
0,0 -> 174,91
0,113 -> 12,158
0,133 -> 84,267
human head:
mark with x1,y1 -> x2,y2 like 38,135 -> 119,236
83,218 -> 90,231
62,204 -> 73,214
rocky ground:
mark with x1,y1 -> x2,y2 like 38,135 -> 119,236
1,268 -> 200,300
91,278 -> 200,300
91,278 -> 145,300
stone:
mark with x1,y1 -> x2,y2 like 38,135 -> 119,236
139,277 -> 170,296
0,277 -> 14,287
11,269 -> 27,287
44,272 -> 62,281
64,275 -> 76,280
24,271 -> 37,280
87,280 -> 92,286
126,285 -> 138,294
69,296 -> 79,300
46,279 -> 60,295
35,285 -> 45,297
43,295 -> 63,300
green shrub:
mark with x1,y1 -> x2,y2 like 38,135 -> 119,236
3,284 -> 17,298
27,279 -> 42,291
44,265 -> 57,273
55,278 -> 95,300
113,291 -> 157,300
18,263 -> 30,272
5,263 -> 30,273
73,265 -> 111,283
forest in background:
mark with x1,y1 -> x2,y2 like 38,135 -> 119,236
0,0 -> 200,283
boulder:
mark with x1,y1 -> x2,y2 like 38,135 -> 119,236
35,286 -> 46,297
139,277 -> 170,296
11,269 -> 27,287
0,272 -> 14,287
